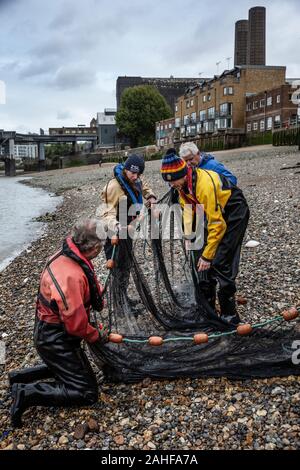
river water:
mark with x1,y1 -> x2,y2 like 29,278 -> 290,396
0,176 -> 62,271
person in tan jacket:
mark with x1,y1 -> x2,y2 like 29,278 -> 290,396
100,154 -> 157,306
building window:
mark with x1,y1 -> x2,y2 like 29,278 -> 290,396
190,112 -> 196,123
260,99 -> 265,108
260,120 -> 265,131
203,95 -> 207,103
220,103 -> 232,116
246,103 -> 252,112
267,117 -> 273,130
186,100 -> 190,109
208,107 -> 215,119
165,124 -> 168,130
253,101 -> 258,110
175,105 -> 178,112
169,123 -> 172,129
199,110 -> 206,122
224,87 -> 233,96
276,95 -> 281,104
216,118 -> 227,129
183,115 -> 189,125
207,93 -> 211,102
267,96 -> 272,106
175,118 -> 181,128
247,123 -> 252,132
253,122 -> 258,131
190,99 -> 194,106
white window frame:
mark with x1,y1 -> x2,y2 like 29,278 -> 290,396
276,95 -> 281,104
260,120 -> 265,131
267,96 -> 272,106
267,116 -> 272,130
253,122 -> 258,131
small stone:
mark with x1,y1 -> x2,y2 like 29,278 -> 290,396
58,436 -> 69,445
17,444 -> 26,450
265,443 -> 276,450
114,435 -> 125,446
271,387 -> 284,396
76,440 -> 86,449
256,409 -> 268,417
87,418 -> 99,432
74,423 -> 89,440
147,441 -> 156,450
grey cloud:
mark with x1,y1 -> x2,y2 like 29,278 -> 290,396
51,65 -> 97,89
57,110 -> 72,120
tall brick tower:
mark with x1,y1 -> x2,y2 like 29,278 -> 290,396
234,20 -> 249,66
247,6 -> 266,66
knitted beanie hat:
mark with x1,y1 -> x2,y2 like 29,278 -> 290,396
124,154 -> 145,174
160,151 -> 188,182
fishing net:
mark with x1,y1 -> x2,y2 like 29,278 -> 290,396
89,191 -> 300,383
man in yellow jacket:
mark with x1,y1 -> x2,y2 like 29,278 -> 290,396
100,154 -> 157,305
160,151 -> 249,325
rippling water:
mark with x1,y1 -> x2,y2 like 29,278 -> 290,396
0,176 -> 62,271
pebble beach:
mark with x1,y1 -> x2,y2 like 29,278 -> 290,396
0,144 -> 300,450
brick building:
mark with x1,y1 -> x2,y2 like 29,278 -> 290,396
173,65 -> 286,142
245,84 -> 299,134
155,117 -> 175,149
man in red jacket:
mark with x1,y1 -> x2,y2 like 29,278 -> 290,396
9,219 -> 109,427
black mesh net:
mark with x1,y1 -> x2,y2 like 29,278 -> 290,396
89,191 -> 300,383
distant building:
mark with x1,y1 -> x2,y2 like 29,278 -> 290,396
245,84 -> 299,134
97,108 -> 117,147
174,65 -> 286,142
14,144 -> 38,159
49,126 -> 97,136
234,20 -> 249,66
234,6 -> 266,67
155,118 -> 175,149
116,76 -> 208,112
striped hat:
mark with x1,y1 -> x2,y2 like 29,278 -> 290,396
160,152 -> 188,182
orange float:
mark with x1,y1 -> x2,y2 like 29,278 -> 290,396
237,296 -> 247,305
282,307 -> 299,322
237,324 -> 253,336
148,336 -> 164,346
106,259 -> 115,269
108,333 -> 123,344
194,333 -> 209,344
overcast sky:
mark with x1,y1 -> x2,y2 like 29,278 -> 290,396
0,0 -> 299,133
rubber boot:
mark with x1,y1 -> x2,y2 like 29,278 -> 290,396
11,382 -> 98,428
218,293 -> 241,326
8,364 -> 53,387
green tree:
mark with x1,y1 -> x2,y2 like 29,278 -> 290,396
116,85 -> 172,147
